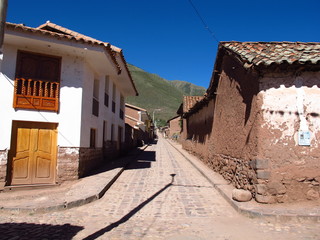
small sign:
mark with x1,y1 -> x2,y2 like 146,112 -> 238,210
298,131 -> 311,146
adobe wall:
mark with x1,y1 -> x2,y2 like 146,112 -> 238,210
182,99 -> 214,162
255,71 -> 320,203
168,117 -> 181,138
208,55 -> 261,194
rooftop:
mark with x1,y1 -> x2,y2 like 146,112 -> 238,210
183,96 -> 204,113
221,41 -> 320,67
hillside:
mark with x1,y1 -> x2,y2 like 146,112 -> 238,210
126,64 -> 206,122
168,80 -> 206,96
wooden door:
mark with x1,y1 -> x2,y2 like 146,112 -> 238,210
10,121 -> 57,185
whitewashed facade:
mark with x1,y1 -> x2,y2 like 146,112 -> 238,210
0,22 -> 137,188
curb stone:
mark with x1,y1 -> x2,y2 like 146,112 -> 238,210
0,144 -> 149,214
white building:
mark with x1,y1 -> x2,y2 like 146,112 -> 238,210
0,22 -> 138,188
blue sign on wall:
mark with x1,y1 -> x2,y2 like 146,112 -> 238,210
298,131 -> 311,146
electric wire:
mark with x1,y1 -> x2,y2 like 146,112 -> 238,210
188,0 -> 220,43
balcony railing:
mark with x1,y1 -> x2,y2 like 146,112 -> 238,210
13,78 -> 59,112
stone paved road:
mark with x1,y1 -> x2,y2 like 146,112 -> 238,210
0,137 -> 320,240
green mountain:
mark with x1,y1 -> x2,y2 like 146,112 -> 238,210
168,80 -> 207,96
126,64 -> 206,122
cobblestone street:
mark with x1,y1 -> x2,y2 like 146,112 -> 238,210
0,137 -> 319,240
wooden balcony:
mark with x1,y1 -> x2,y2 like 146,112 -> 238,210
13,78 -> 59,112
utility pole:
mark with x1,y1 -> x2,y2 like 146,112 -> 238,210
0,0 -> 8,56
152,109 -> 161,129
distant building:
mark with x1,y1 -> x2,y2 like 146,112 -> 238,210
125,103 -> 153,149
166,115 -> 181,140
182,42 -> 320,203
0,22 -> 138,189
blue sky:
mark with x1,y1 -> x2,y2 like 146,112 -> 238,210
6,0 -> 320,88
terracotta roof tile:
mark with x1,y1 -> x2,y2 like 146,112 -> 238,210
125,103 -> 147,112
37,22 -> 137,95
6,22 -> 138,96
183,96 -> 204,113
221,41 -> 320,67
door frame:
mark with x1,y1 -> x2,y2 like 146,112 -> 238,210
7,120 -> 58,186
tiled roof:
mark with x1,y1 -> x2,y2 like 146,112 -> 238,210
6,22 -> 121,72
37,22 -> 123,52
6,21 -> 138,96
125,103 -> 147,112
38,22 -> 103,43
221,42 -> 320,67
184,41 -> 320,118
183,96 -> 204,113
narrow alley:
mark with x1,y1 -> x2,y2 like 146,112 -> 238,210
0,137 -> 319,240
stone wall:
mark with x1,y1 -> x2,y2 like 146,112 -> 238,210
209,154 -> 257,193
0,150 -> 8,189
104,140 -> 118,159
79,147 -> 104,177
57,147 -> 80,183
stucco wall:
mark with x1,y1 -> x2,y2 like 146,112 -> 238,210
255,71 -> 320,203
0,35 -> 126,186
80,68 -> 125,148
0,44 -> 83,149
182,99 -> 214,161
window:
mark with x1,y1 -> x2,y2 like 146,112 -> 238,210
13,51 -> 61,112
112,83 -> 116,113
90,128 -> 96,148
92,79 -> 99,117
120,94 -> 124,120
104,76 -> 109,107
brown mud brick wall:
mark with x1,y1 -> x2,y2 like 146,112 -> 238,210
208,54 -> 261,196
182,99 -> 214,162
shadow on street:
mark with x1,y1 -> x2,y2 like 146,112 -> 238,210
0,222 -> 83,240
82,174 -> 176,240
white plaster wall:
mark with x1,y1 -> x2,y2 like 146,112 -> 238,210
0,44 -> 84,149
79,69 -> 125,147
259,72 -> 320,148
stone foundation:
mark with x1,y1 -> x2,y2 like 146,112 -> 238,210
1,144 -> 119,187
0,150 -> 8,190
57,147 -> 80,183
210,154 -> 257,194
79,147 -> 104,177
251,158 -> 320,203
104,140 -> 118,160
